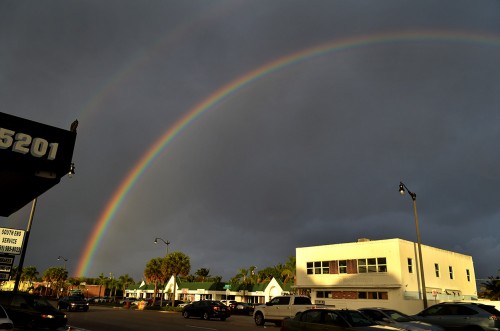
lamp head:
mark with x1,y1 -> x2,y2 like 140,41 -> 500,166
154,238 -> 158,244
399,182 -> 405,195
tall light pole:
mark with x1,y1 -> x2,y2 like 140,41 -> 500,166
154,238 -> 170,255
399,181 -> 428,309
58,256 -> 68,270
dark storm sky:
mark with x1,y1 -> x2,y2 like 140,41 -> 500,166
1,1 -> 499,285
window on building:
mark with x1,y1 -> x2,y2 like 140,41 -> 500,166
357,291 -> 388,300
377,258 -> 387,272
317,291 -> 332,298
435,263 -> 440,277
357,258 -> 387,273
315,261 -> 322,274
408,258 -> 413,273
449,266 -> 454,280
307,261 -> 330,274
322,261 -> 329,274
339,260 -> 347,274
466,269 -> 470,282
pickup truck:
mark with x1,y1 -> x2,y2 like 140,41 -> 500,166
253,295 -> 316,326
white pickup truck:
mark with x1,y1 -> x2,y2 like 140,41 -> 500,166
253,295 -> 316,326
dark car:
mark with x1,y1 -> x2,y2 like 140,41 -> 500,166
281,308 -> 401,331
57,295 -> 90,312
228,302 -> 254,315
0,292 -> 67,330
412,302 -> 500,331
182,300 -> 230,321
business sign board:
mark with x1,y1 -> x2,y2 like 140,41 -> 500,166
0,254 -> 15,281
0,112 -> 77,216
0,228 -> 25,255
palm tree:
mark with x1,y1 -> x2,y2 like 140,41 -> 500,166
281,256 -> 296,286
195,268 -> 210,282
43,267 -> 68,298
236,266 -> 257,301
144,257 -> 165,306
98,273 -> 106,298
21,266 -> 39,290
164,252 -> 191,307
119,274 -> 135,298
481,276 -> 500,300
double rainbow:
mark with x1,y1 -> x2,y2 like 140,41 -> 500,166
75,30 -> 500,277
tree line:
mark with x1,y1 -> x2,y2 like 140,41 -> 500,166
12,258 -> 500,301
7,253 -> 296,303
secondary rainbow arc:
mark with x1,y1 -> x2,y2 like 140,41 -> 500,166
75,30 -> 500,277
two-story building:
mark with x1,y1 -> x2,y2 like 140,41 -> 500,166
295,238 -> 477,314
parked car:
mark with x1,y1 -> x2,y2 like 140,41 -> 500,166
221,300 -> 237,307
57,295 -> 90,312
228,302 -> 255,315
119,297 -> 138,305
0,305 -> 13,331
182,300 -> 230,321
87,296 -> 106,303
0,292 -> 67,330
165,300 -> 185,307
178,301 -> 190,308
359,308 -> 444,331
281,308 -> 402,331
412,302 -> 500,331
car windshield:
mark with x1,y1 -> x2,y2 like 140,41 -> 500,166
338,310 -> 375,327
383,309 -> 412,322
68,296 -> 84,301
33,297 -> 54,308
478,305 -> 500,316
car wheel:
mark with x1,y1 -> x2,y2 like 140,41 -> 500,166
26,319 -> 38,330
203,312 -> 210,320
182,311 -> 190,319
220,317 -> 226,321
254,312 -> 265,326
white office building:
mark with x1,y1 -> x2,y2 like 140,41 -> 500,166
295,238 -> 477,314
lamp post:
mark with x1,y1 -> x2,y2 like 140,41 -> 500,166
58,256 -> 68,270
154,237 -> 170,255
399,181 -> 428,309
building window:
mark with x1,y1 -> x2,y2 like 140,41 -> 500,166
322,261 -> 329,274
357,291 -> 388,300
449,266 -> 454,279
408,258 -> 413,273
466,269 -> 470,282
307,261 -> 330,274
358,258 -> 387,273
317,291 -> 332,298
339,260 -> 347,274
435,263 -> 440,277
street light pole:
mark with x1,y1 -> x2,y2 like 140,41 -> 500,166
154,237 -> 170,255
58,256 -> 68,270
399,181 -> 428,309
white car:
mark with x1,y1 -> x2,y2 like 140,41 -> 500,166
360,308 -> 444,331
0,304 -> 14,330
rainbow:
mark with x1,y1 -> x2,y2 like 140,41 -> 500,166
75,30 -> 500,277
